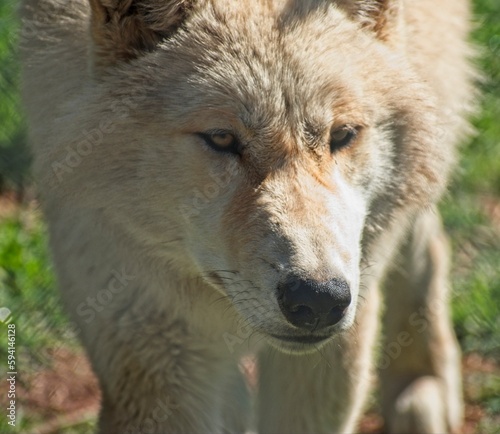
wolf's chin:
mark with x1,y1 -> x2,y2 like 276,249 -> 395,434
265,335 -> 334,355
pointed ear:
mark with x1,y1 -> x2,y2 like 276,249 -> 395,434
338,0 -> 404,46
89,0 -> 196,69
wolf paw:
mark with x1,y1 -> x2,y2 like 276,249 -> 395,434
386,376 -> 461,434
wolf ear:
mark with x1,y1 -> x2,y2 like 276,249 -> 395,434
338,0 -> 404,45
89,0 -> 196,68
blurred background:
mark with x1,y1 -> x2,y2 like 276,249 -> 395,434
0,0 -> 499,432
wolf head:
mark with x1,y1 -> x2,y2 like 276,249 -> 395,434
49,0 -> 453,353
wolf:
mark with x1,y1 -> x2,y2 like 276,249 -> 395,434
20,0 -> 476,432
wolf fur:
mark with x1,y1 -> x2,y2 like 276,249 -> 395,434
21,0 -> 476,432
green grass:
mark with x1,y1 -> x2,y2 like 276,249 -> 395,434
0,215 -> 69,351
0,213 -> 84,433
0,0 -> 29,192
0,0 -> 499,432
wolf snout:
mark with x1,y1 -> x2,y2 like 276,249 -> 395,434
277,276 -> 351,330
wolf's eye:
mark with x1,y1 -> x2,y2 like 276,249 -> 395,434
330,126 -> 358,152
199,131 -> 240,155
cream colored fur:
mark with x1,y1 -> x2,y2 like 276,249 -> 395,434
21,0 -> 476,432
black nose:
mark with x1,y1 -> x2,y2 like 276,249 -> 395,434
277,276 -> 351,330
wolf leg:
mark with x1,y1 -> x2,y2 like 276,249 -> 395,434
256,286 -> 380,434
94,308 -> 240,434
220,360 -> 251,434
381,208 -> 463,433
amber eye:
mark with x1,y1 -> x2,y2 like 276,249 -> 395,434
198,131 -> 240,155
330,126 -> 359,152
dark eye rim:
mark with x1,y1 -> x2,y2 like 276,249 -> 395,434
329,125 -> 361,153
197,130 -> 241,155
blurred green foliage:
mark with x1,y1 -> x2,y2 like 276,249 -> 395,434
0,0 -> 29,193
461,0 -> 500,194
